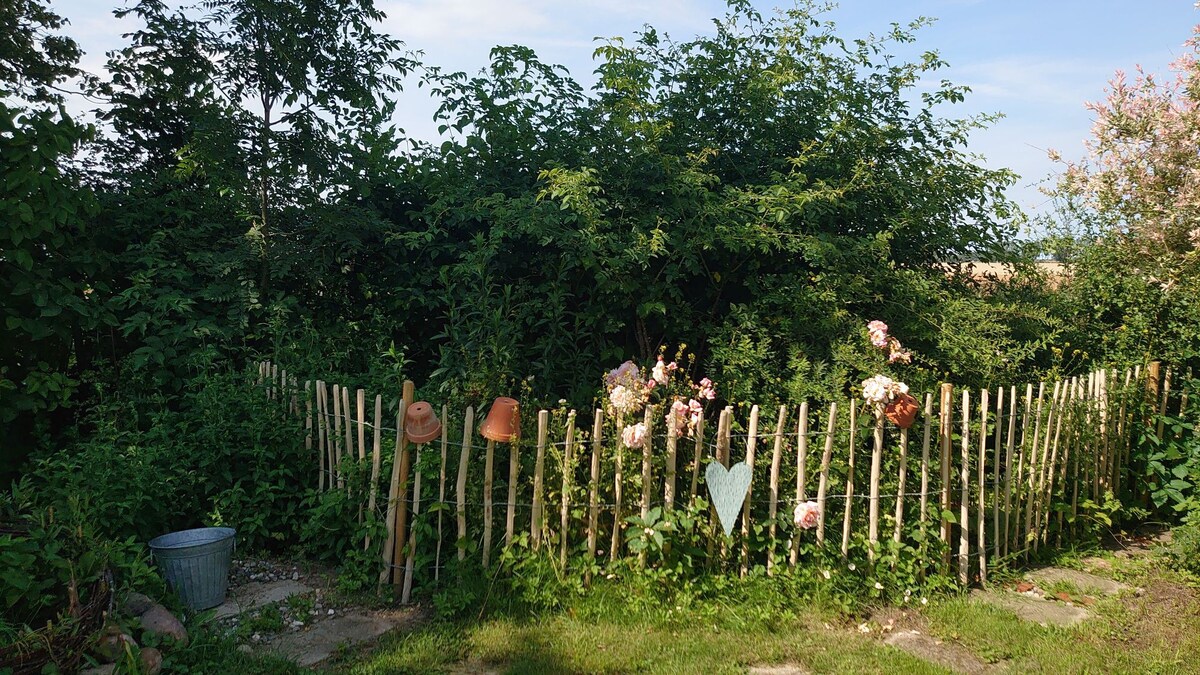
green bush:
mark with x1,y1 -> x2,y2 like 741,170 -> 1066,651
29,364 -> 309,549
0,481 -> 158,645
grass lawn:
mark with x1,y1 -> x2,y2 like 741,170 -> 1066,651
338,543 -> 1200,674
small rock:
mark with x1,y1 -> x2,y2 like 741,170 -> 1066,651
1081,597 -> 1097,607
141,605 -> 189,648
238,644 -> 253,654
79,664 -> 116,675
94,627 -> 137,663
1135,587 -> 1146,597
1015,581 -> 1035,593
1054,592 -> 1071,602
124,592 -> 156,617
309,610 -> 317,616
252,633 -> 262,642
292,571 -> 299,581
140,647 -> 163,675
327,609 -> 335,616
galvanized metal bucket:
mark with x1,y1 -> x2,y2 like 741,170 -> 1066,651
148,527 -> 236,611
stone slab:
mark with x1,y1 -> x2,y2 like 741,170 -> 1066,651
264,612 -> 398,667
748,665 -> 810,675
970,589 -> 1091,627
1027,567 -> 1128,596
213,580 -> 313,619
884,630 -> 992,674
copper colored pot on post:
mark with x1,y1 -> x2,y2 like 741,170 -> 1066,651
480,397 -> 520,442
884,392 -> 919,429
405,401 -> 442,444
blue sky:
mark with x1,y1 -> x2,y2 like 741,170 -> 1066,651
53,0 -> 1200,219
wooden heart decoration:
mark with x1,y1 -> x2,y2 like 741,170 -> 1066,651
706,461 -> 752,537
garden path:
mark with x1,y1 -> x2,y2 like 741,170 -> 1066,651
216,560 -> 423,668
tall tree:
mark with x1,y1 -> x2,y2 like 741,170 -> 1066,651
0,0 -> 100,470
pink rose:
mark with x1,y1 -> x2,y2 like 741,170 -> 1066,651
794,500 -> 821,530
665,400 -> 689,436
622,423 -> 648,449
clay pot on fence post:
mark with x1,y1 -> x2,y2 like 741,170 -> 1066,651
884,392 -> 919,429
404,401 -> 442,444
480,397 -> 521,442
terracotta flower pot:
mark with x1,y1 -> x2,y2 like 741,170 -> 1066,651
405,401 -> 442,444
885,392 -> 919,429
480,396 -> 520,442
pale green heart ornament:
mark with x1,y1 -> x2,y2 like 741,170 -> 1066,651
706,461 -> 752,537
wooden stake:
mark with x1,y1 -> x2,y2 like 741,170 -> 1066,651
1113,368 -> 1134,499
316,381 -> 327,492
867,407 -> 884,562
455,407 -> 475,562
841,400 -> 858,559
482,437 -> 496,567
1010,383 -> 1033,554
391,380 -> 415,583
991,387 -> 1002,561
767,404 -> 787,575
357,388 -> 367,461
665,406 -> 679,512
332,384 -> 345,491
1040,380 -> 1070,547
610,413 -> 625,563
586,409 -> 602,584
939,383 -> 953,573
505,434 -> 519,549
640,406 -> 656,522
1158,366 -> 1172,444
378,396 -> 408,587
1002,385 -> 1017,559
815,402 -> 838,547
959,389 -> 970,586
918,393 -> 933,574
561,410 -> 576,570
365,394 -> 383,551
402,436 -> 424,604
435,404 -> 448,580
356,388 -> 367,524
531,410 -> 549,549
893,424 -> 910,546
1032,381 -> 1062,552
1021,382 -> 1046,557
977,388 -> 989,586
740,405 -> 759,576
789,402 -> 808,569
689,410 -> 705,506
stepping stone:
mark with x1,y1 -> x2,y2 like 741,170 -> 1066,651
1027,568 -> 1127,596
264,611 -> 402,667
970,590 -> 1091,627
884,630 -> 992,674
213,580 -> 313,619
748,666 -> 809,674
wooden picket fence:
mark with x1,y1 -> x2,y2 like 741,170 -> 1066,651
254,360 -> 1183,601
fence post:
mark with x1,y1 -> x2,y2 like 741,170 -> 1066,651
815,402 -> 837,548
939,384 -> 953,574
532,411 -> 549,549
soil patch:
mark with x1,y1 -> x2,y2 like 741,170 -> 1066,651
1111,576 -> 1199,653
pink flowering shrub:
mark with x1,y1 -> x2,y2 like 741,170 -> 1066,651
603,351 -> 716,441
860,320 -> 914,409
1053,32 -> 1200,257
